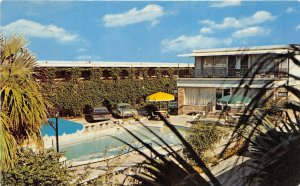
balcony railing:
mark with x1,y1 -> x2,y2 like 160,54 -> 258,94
195,67 -> 288,78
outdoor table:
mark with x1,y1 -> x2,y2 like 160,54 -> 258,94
155,110 -> 169,118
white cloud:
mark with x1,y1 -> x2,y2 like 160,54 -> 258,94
286,7 -> 294,13
75,55 -> 101,61
103,4 -> 164,27
0,19 -> 79,43
201,10 -> 275,30
249,11 -> 276,24
199,27 -> 214,34
296,24 -> 300,30
210,0 -> 241,8
201,17 -> 241,29
161,34 -> 232,52
232,26 -> 270,38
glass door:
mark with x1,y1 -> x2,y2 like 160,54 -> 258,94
216,88 -> 223,111
216,88 -> 231,111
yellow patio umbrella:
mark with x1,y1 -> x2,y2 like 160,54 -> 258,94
146,92 -> 175,102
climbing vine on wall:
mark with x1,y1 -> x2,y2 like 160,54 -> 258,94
39,68 -> 179,117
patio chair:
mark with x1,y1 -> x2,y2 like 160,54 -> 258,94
148,111 -> 160,120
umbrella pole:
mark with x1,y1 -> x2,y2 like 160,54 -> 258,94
166,101 -> 169,113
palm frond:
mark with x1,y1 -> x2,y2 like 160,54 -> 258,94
0,112 -> 17,171
218,45 -> 300,185
0,34 -> 48,169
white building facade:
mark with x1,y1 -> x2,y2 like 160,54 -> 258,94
177,45 -> 300,114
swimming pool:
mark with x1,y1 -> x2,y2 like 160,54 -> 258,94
41,118 -> 83,136
61,125 -> 186,161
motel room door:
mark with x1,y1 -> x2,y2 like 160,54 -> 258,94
216,88 -> 231,111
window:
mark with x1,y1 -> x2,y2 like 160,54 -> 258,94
223,88 -> 231,96
235,57 -> 241,69
216,88 -> 231,98
195,57 -> 202,77
228,56 -> 236,76
214,56 -> 227,77
120,69 -> 129,79
214,56 -> 227,68
195,57 -> 202,70
249,54 -> 266,70
184,88 -> 215,106
81,70 -> 91,80
55,70 -> 72,81
228,55 -> 248,69
241,55 -> 249,69
204,57 -> 214,67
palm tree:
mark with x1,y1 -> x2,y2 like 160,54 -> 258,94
0,35 -> 48,171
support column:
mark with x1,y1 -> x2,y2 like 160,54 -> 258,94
178,87 -> 185,115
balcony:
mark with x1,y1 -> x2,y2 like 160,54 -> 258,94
195,67 -> 288,78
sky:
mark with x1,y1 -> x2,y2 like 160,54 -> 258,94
1,1 -> 300,63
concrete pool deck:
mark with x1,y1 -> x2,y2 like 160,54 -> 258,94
42,115 -> 194,183
43,115 -> 194,148
42,115 -> 194,156
70,114 -> 194,127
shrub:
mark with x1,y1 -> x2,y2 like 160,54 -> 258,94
1,148 -> 74,185
185,122 -> 228,164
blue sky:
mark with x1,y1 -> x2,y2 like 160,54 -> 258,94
1,1 -> 300,63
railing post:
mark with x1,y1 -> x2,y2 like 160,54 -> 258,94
55,116 -> 59,152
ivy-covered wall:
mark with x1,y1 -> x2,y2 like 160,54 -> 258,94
38,67 -> 186,117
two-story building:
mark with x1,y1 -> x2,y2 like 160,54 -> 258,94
177,45 -> 300,114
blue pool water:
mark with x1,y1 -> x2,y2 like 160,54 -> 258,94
41,118 -> 83,136
61,125 -> 186,161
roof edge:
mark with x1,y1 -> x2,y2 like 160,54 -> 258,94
178,44 -> 298,57
36,61 -> 194,68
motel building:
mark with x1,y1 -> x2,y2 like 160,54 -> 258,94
177,44 -> 300,115
35,61 -> 193,81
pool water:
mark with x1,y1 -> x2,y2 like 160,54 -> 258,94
61,125 -> 186,161
41,118 -> 83,136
